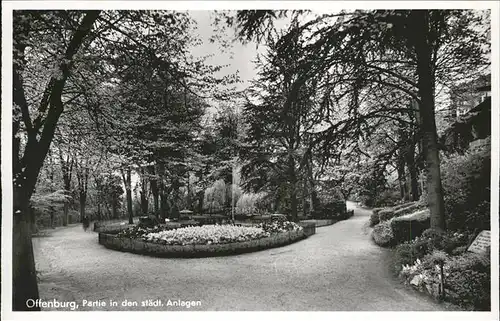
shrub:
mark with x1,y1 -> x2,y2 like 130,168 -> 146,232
138,215 -> 160,228
391,209 -> 430,244
313,199 -> 347,220
373,189 -> 400,208
445,253 -> 491,310
369,211 -> 380,227
441,146 -> 490,232
236,192 -> 268,216
257,220 -> 303,234
396,239 -> 491,310
118,225 -> 165,238
393,202 -> 425,217
451,245 -> 468,256
378,208 -> 395,222
372,220 -> 394,247
420,229 -> 469,254
394,236 -> 432,271
393,202 -> 416,211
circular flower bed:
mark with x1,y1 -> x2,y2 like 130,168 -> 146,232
100,220 -> 308,257
117,220 -> 304,246
143,225 -> 270,245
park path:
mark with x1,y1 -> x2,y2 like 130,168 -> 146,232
33,202 -> 447,311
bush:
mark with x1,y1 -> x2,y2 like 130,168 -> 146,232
451,245 -> 468,256
445,253 -> 490,310
394,228 -> 470,272
378,208 -> 395,222
394,236 -> 432,270
373,189 -> 400,208
312,199 -> 347,220
441,146 -> 490,232
393,202 -> 416,211
257,220 -> 303,234
421,229 -> 469,254
369,211 -> 380,227
138,215 -> 160,228
118,225 -> 165,238
393,202 -> 424,217
391,209 -> 430,244
372,220 -> 394,247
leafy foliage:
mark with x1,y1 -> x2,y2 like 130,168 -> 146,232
440,144 -> 490,231
235,192 -> 268,216
256,220 -> 303,234
372,220 -> 394,247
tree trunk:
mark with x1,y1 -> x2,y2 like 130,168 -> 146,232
79,192 -> 87,222
406,145 -> 420,201
171,180 -> 180,219
288,153 -> 298,222
122,168 -> 134,224
95,176 -> 102,221
140,192 -> 148,215
13,190 -> 40,311
160,192 -> 168,219
197,191 -> 204,214
29,205 -> 38,235
158,163 -> 167,219
12,11 -> 99,310
49,209 -> 54,228
149,166 -> 159,217
126,188 -> 133,224
413,10 -> 446,230
397,156 -> 407,200
63,203 -> 69,226
302,180 -> 307,217
60,156 -> 72,226
139,167 -> 149,215
96,201 -> 101,221
112,198 -> 118,219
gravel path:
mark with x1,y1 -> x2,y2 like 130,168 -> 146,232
33,202 -> 448,311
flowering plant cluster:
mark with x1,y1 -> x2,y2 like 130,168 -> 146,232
117,225 -> 165,238
142,224 -> 271,245
256,220 -> 303,234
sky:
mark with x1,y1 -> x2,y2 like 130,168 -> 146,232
188,11 -> 258,92
188,10 -> 291,93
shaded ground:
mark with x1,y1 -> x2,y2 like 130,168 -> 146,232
33,202 -> 450,311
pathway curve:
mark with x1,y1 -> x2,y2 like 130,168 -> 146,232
33,202 -> 448,311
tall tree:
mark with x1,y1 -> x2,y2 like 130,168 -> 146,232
12,10 -> 100,310
233,9 -> 489,230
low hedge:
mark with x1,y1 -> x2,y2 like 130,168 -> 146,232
372,220 -> 394,247
370,202 -> 420,227
393,202 -> 425,217
391,209 -> 430,244
378,208 -> 395,222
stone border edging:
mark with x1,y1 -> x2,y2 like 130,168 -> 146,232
94,223 -> 135,234
98,229 -> 309,258
300,219 -> 336,227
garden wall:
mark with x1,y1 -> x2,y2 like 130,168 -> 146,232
99,229 -> 310,258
